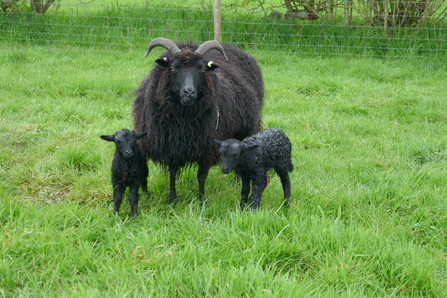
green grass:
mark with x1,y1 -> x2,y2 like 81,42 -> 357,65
1,1 -> 447,57
1,43 -> 447,297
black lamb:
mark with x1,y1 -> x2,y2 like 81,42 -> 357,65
100,129 -> 148,217
133,38 -> 264,203
214,128 -> 294,210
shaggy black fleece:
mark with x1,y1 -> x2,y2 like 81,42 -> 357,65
133,41 -> 264,201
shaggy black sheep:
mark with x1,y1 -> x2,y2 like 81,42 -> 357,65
133,38 -> 264,202
214,128 -> 294,210
100,129 -> 148,217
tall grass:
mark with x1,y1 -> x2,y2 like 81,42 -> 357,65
1,1 -> 447,57
1,42 -> 447,296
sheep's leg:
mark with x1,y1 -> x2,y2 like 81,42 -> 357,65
113,185 -> 126,215
141,163 -> 149,193
128,183 -> 140,218
279,172 -> 291,207
141,177 -> 148,193
168,167 -> 178,203
240,176 -> 251,209
250,174 -> 267,211
197,165 -> 209,201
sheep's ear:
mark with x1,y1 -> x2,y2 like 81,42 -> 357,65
155,57 -> 169,68
136,132 -> 147,139
213,139 -> 222,147
206,61 -> 219,71
100,135 -> 115,142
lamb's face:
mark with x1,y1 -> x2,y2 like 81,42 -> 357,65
101,129 -> 147,159
114,130 -> 138,159
214,139 -> 241,174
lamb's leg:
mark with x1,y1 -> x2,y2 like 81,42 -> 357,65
113,185 -> 126,215
278,172 -> 291,207
129,183 -> 140,218
240,176 -> 251,209
168,166 -> 178,204
250,174 -> 267,211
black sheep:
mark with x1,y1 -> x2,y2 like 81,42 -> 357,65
133,38 -> 264,203
214,128 -> 294,210
100,129 -> 148,217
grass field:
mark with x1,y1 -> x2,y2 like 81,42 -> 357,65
1,42 -> 447,297
2,0 -> 447,58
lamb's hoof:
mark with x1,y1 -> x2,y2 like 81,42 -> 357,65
168,196 -> 178,205
199,197 -> 209,205
250,201 -> 260,211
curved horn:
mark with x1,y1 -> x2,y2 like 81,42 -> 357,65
144,37 -> 182,58
195,40 -> 229,61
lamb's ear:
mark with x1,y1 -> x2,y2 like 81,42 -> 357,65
136,132 -> 147,139
243,143 -> 259,151
100,135 -> 115,142
213,139 -> 222,147
155,57 -> 169,68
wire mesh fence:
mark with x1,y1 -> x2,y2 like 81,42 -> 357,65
1,0 -> 447,58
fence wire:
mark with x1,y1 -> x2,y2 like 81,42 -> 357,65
1,1 -> 447,58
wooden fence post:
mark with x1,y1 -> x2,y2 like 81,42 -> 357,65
214,0 -> 222,42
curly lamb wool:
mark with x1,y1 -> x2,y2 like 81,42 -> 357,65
100,129 -> 148,217
214,128 -> 294,210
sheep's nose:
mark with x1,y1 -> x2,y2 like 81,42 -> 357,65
183,87 -> 195,97
222,166 -> 230,173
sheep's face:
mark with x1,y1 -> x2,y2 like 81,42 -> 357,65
156,50 -> 219,107
101,129 -> 147,159
214,139 -> 242,174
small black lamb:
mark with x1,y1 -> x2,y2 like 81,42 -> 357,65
100,129 -> 148,217
214,128 -> 294,210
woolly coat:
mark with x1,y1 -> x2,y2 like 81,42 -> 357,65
133,42 -> 264,173
111,147 -> 148,189
236,128 -> 294,179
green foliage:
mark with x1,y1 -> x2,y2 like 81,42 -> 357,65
0,0 -> 60,14
1,43 -> 447,296
231,0 -> 444,28
0,0 -> 31,13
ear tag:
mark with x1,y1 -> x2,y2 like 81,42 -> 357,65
163,57 -> 169,63
207,61 -> 214,68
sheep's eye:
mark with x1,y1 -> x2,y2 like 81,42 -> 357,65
170,67 -> 176,72
201,68 -> 206,73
